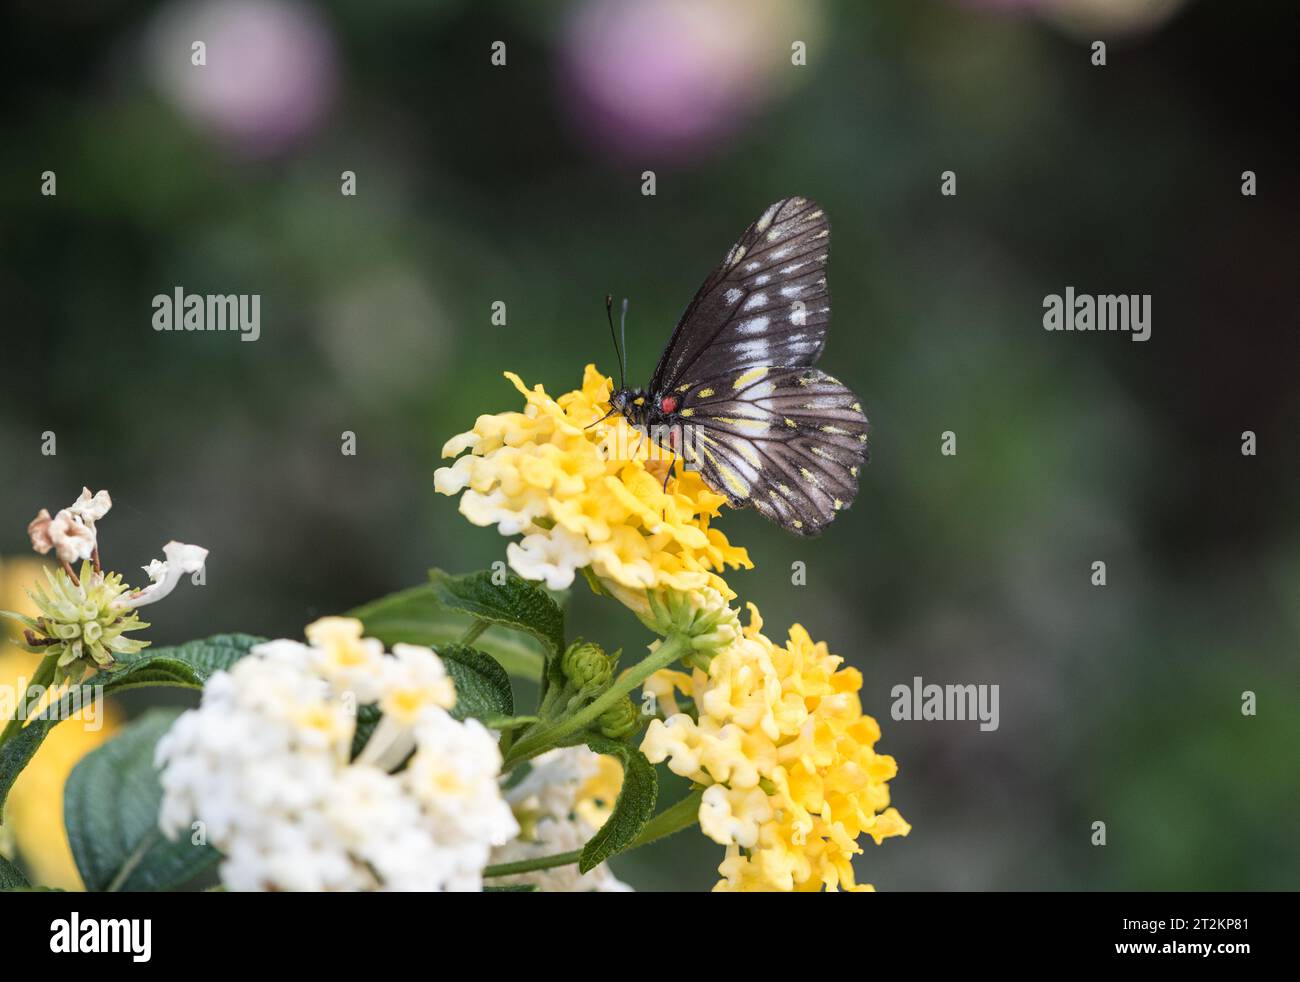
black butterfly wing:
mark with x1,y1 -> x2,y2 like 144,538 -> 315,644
649,197 -> 831,394
677,367 -> 868,536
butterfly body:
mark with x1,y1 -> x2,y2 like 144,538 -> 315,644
613,197 -> 869,536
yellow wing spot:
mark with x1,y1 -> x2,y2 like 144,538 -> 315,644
716,464 -> 749,498
733,440 -> 761,467
851,402 -> 862,412
699,445 -> 749,498
858,433 -> 868,442
833,498 -> 843,510
811,447 -> 828,457
778,483 -> 794,497
850,466 -> 859,477
768,489 -> 779,499
732,367 -> 769,390
633,397 -> 645,406
679,408 -> 695,418
792,519 -> 803,529
809,210 -> 823,219
784,417 -> 797,428
799,467 -> 819,484
821,425 -> 851,435
697,387 -> 714,399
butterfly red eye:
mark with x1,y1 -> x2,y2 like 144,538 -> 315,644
660,396 -> 678,414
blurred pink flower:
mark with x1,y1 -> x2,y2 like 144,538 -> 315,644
558,0 -> 818,164
148,0 -> 338,158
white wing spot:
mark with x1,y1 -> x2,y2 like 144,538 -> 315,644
724,287 -> 743,304
742,292 -> 768,311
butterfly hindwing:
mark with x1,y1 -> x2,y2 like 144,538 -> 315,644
678,367 -> 869,536
650,197 -> 831,393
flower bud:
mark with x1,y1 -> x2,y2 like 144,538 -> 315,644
597,695 -> 638,740
561,640 -> 612,690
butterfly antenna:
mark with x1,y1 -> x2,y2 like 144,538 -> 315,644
605,294 -> 625,390
620,297 -> 630,382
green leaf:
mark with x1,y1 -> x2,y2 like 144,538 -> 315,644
438,645 -> 514,722
0,853 -> 29,889
101,633 -> 264,691
350,703 -> 382,760
351,584 -> 546,679
485,883 -> 538,892
0,634 -> 260,821
578,736 -> 658,874
65,709 -> 220,892
428,569 -> 565,658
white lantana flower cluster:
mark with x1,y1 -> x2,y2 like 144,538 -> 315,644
155,618 -> 518,891
488,746 -> 632,893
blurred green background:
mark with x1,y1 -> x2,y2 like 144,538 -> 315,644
2,0 -> 1297,891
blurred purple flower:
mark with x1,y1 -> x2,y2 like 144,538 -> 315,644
559,0 -> 817,164
148,0 -> 338,158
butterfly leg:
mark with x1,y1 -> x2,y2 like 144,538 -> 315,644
659,455 -> 677,523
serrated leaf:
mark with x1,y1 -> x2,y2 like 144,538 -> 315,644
0,854 -> 29,889
428,569 -> 565,658
350,584 -> 545,679
579,736 -> 658,874
437,645 -> 514,722
0,634 -> 260,820
65,709 -> 219,891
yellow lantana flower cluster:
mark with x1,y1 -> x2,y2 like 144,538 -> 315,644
434,366 -> 751,614
641,604 -> 910,891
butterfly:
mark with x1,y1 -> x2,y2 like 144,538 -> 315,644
604,196 -> 869,536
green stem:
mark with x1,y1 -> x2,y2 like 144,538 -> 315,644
0,653 -> 59,748
481,789 -> 703,879
458,618 -> 489,646
628,787 -> 704,849
483,849 -> 582,879
504,633 -> 690,769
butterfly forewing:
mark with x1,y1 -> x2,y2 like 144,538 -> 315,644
650,197 -> 831,393
679,367 -> 869,536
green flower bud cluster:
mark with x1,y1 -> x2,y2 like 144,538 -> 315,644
4,562 -> 149,684
642,588 -> 740,670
